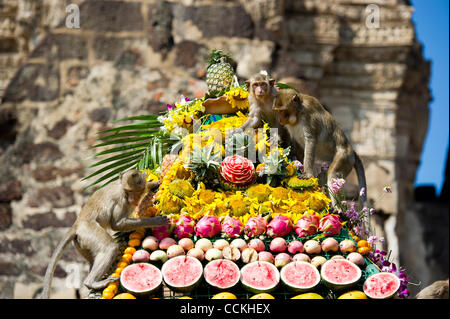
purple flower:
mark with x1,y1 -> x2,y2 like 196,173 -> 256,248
330,178 -> 345,193
379,237 -> 385,244
320,162 -> 330,172
367,235 -> 377,246
369,208 -> 376,215
167,103 -> 174,110
292,160 -> 304,173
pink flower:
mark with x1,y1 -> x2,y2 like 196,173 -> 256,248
330,178 -> 345,193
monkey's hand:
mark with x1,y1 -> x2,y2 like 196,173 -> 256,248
149,215 -> 170,227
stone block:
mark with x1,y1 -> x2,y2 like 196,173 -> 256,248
79,1 -> 143,32
27,186 -> 75,209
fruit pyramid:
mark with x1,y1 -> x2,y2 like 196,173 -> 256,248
94,50 -> 409,300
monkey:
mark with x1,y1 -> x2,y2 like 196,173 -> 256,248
273,89 -> 367,206
41,169 -> 168,299
416,279 -> 449,299
240,72 -> 279,131
230,72 -> 303,159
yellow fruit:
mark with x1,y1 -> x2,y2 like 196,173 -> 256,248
357,240 -> 369,248
129,232 -> 144,240
358,246 -> 371,255
291,293 -> 324,299
338,291 -> 368,299
113,293 -> 136,299
116,261 -> 128,269
102,289 -> 115,299
178,296 -> 193,299
128,239 -> 141,247
124,247 -> 137,255
106,282 -> 119,293
211,292 -> 237,299
121,253 -> 133,263
114,267 -> 124,276
250,293 -> 275,299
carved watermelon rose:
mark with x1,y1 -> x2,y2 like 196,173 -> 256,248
219,155 -> 256,190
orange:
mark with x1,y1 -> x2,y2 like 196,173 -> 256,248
358,246 -> 371,255
116,261 -> 128,269
121,253 -> 133,263
352,236 -> 360,242
114,267 -> 124,276
110,273 -> 120,279
128,239 -> 141,247
129,232 -> 144,240
124,247 -> 136,255
357,240 -> 369,248
102,289 -> 115,299
106,282 -> 119,293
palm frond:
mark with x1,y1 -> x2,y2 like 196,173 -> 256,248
83,113 -> 175,190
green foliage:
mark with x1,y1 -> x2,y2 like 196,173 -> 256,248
83,114 -> 173,190
185,144 -> 221,184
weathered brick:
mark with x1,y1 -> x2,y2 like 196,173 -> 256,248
172,3 -> 253,39
0,179 -> 22,202
80,1 -> 143,32
88,107 -> 111,123
22,211 -> 77,231
47,118 -> 74,140
0,238 -> 35,256
0,203 -> 12,230
27,186 -> 75,209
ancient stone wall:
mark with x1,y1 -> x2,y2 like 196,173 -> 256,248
0,0 -> 437,298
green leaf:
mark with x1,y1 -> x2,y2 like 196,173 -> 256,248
114,114 -> 161,122
82,156 -> 142,181
96,130 -> 160,141
276,82 -> 299,92
87,149 -> 143,168
91,142 -> 151,157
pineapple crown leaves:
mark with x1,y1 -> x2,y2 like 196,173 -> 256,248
184,144 -> 221,180
260,147 -> 291,176
206,49 -> 234,69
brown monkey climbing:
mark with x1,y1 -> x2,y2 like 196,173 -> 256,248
273,89 -> 367,206
41,169 -> 168,298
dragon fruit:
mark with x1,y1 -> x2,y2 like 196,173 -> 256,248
152,224 -> 174,240
266,215 -> 293,238
174,214 -> 196,239
221,216 -> 244,238
195,215 -> 221,238
244,216 -> 267,238
318,214 -> 343,236
294,213 -> 320,237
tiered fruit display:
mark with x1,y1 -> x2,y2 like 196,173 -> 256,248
97,50 -> 407,300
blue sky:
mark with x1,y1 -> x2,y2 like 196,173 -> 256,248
410,0 -> 449,195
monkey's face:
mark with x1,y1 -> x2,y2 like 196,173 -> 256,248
252,81 -> 269,98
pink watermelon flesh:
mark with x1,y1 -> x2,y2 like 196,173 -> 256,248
281,261 -> 320,292
120,263 -> 162,295
161,256 -> 203,292
321,259 -> 361,289
204,259 -> 240,289
240,261 -> 280,293
363,272 -> 400,299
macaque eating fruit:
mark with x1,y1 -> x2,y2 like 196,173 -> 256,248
41,169 -> 168,298
273,89 -> 367,206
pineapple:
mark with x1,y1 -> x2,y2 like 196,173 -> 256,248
206,49 -> 235,97
259,147 -> 291,186
184,144 -> 221,184
160,154 -> 178,181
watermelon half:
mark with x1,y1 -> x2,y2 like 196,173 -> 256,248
320,259 -> 361,290
363,272 -> 400,299
161,255 -> 203,293
280,261 -> 321,293
204,259 -> 240,290
240,261 -> 280,294
120,263 -> 162,296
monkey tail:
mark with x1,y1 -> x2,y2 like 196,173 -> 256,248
41,229 -> 76,299
354,153 -> 367,208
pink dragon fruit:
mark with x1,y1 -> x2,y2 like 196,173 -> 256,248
294,212 -> 320,237
266,215 -> 293,238
174,214 -> 195,239
244,216 -> 267,237
195,215 -> 221,238
221,216 -> 244,238
152,224 -> 173,240
318,214 -> 343,236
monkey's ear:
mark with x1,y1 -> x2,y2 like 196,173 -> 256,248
292,94 -> 301,104
245,80 -> 251,90
269,79 -> 275,87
